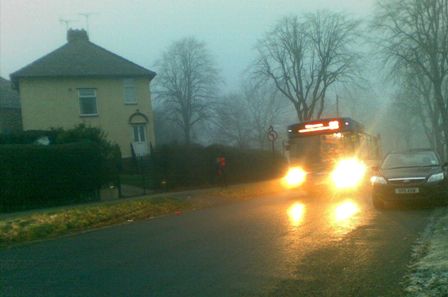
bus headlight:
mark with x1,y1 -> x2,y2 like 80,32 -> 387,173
331,159 -> 367,189
284,167 -> 307,188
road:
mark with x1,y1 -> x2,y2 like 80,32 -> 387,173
0,190 -> 433,297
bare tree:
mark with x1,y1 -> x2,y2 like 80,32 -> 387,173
152,104 -> 184,145
402,71 -> 442,148
374,0 -> 448,158
254,12 -> 361,122
154,37 -> 219,145
242,81 -> 288,149
212,94 -> 252,148
391,88 -> 429,149
212,80 -> 288,149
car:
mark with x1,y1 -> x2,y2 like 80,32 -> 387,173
370,149 -> 448,209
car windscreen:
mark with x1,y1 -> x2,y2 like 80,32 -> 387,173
381,151 -> 439,169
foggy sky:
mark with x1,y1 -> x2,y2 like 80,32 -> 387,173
1,0 -> 376,90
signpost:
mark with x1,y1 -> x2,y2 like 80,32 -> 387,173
267,125 -> 278,154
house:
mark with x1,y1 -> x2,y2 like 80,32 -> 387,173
10,29 -> 156,158
0,77 -> 22,134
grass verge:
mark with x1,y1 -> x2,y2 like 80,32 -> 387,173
0,197 -> 189,248
184,179 -> 284,207
405,207 -> 448,297
0,179 -> 285,248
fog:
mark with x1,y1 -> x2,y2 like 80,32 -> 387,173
1,0 -> 376,89
0,0 -> 438,155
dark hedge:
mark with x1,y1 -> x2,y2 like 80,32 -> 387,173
144,144 -> 287,189
0,130 -> 59,145
0,142 -> 103,212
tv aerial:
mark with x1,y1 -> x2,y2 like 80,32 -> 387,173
59,18 -> 78,30
78,12 -> 98,35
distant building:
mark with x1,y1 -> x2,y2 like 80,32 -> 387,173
0,77 -> 22,134
10,29 -> 156,158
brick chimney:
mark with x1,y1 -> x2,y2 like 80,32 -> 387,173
67,29 -> 89,43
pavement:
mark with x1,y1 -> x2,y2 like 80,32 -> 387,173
404,207 -> 448,296
0,189 -> 435,297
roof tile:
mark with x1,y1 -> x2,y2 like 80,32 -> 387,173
10,29 -> 156,85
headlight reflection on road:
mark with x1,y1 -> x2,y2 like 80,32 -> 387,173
334,200 -> 360,222
287,202 -> 306,227
331,200 -> 361,235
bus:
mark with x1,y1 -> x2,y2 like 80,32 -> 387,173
283,117 -> 380,191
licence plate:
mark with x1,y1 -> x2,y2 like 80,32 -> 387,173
395,187 -> 420,194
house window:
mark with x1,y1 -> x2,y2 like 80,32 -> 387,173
78,88 -> 97,116
133,125 -> 146,142
124,79 -> 137,104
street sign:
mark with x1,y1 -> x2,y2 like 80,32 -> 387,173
267,126 -> 278,155
267,126 -> 278,142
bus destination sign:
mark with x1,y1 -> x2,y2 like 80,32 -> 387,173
298,120 -> 340,133
287,118 -> 364,138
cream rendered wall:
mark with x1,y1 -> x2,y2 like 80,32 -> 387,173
19,77 -> 155,158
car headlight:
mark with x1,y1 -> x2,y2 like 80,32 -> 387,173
370,176 -> 387,185
331,158 -> 367,189
283,167 -> 307,188
427,172 -> 444,183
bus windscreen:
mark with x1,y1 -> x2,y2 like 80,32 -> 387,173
288,133 -> 355,167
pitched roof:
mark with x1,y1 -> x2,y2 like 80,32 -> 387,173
10,29 -> 156,86
0,77 -> 20,109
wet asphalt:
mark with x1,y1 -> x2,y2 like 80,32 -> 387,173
0,190 -> 433,297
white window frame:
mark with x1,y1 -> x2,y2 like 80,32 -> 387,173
123,79 -> 137,104
132,124 -> 146,142
78,88 -> 98,116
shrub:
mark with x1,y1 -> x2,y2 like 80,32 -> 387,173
53,124 -> 122,186
0,142 -> 103,212
0,124 -> 122,188
53,124 -> 120,160
0,130 -> 59,144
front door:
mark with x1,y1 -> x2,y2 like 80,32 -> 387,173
132,124 -> 148,157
